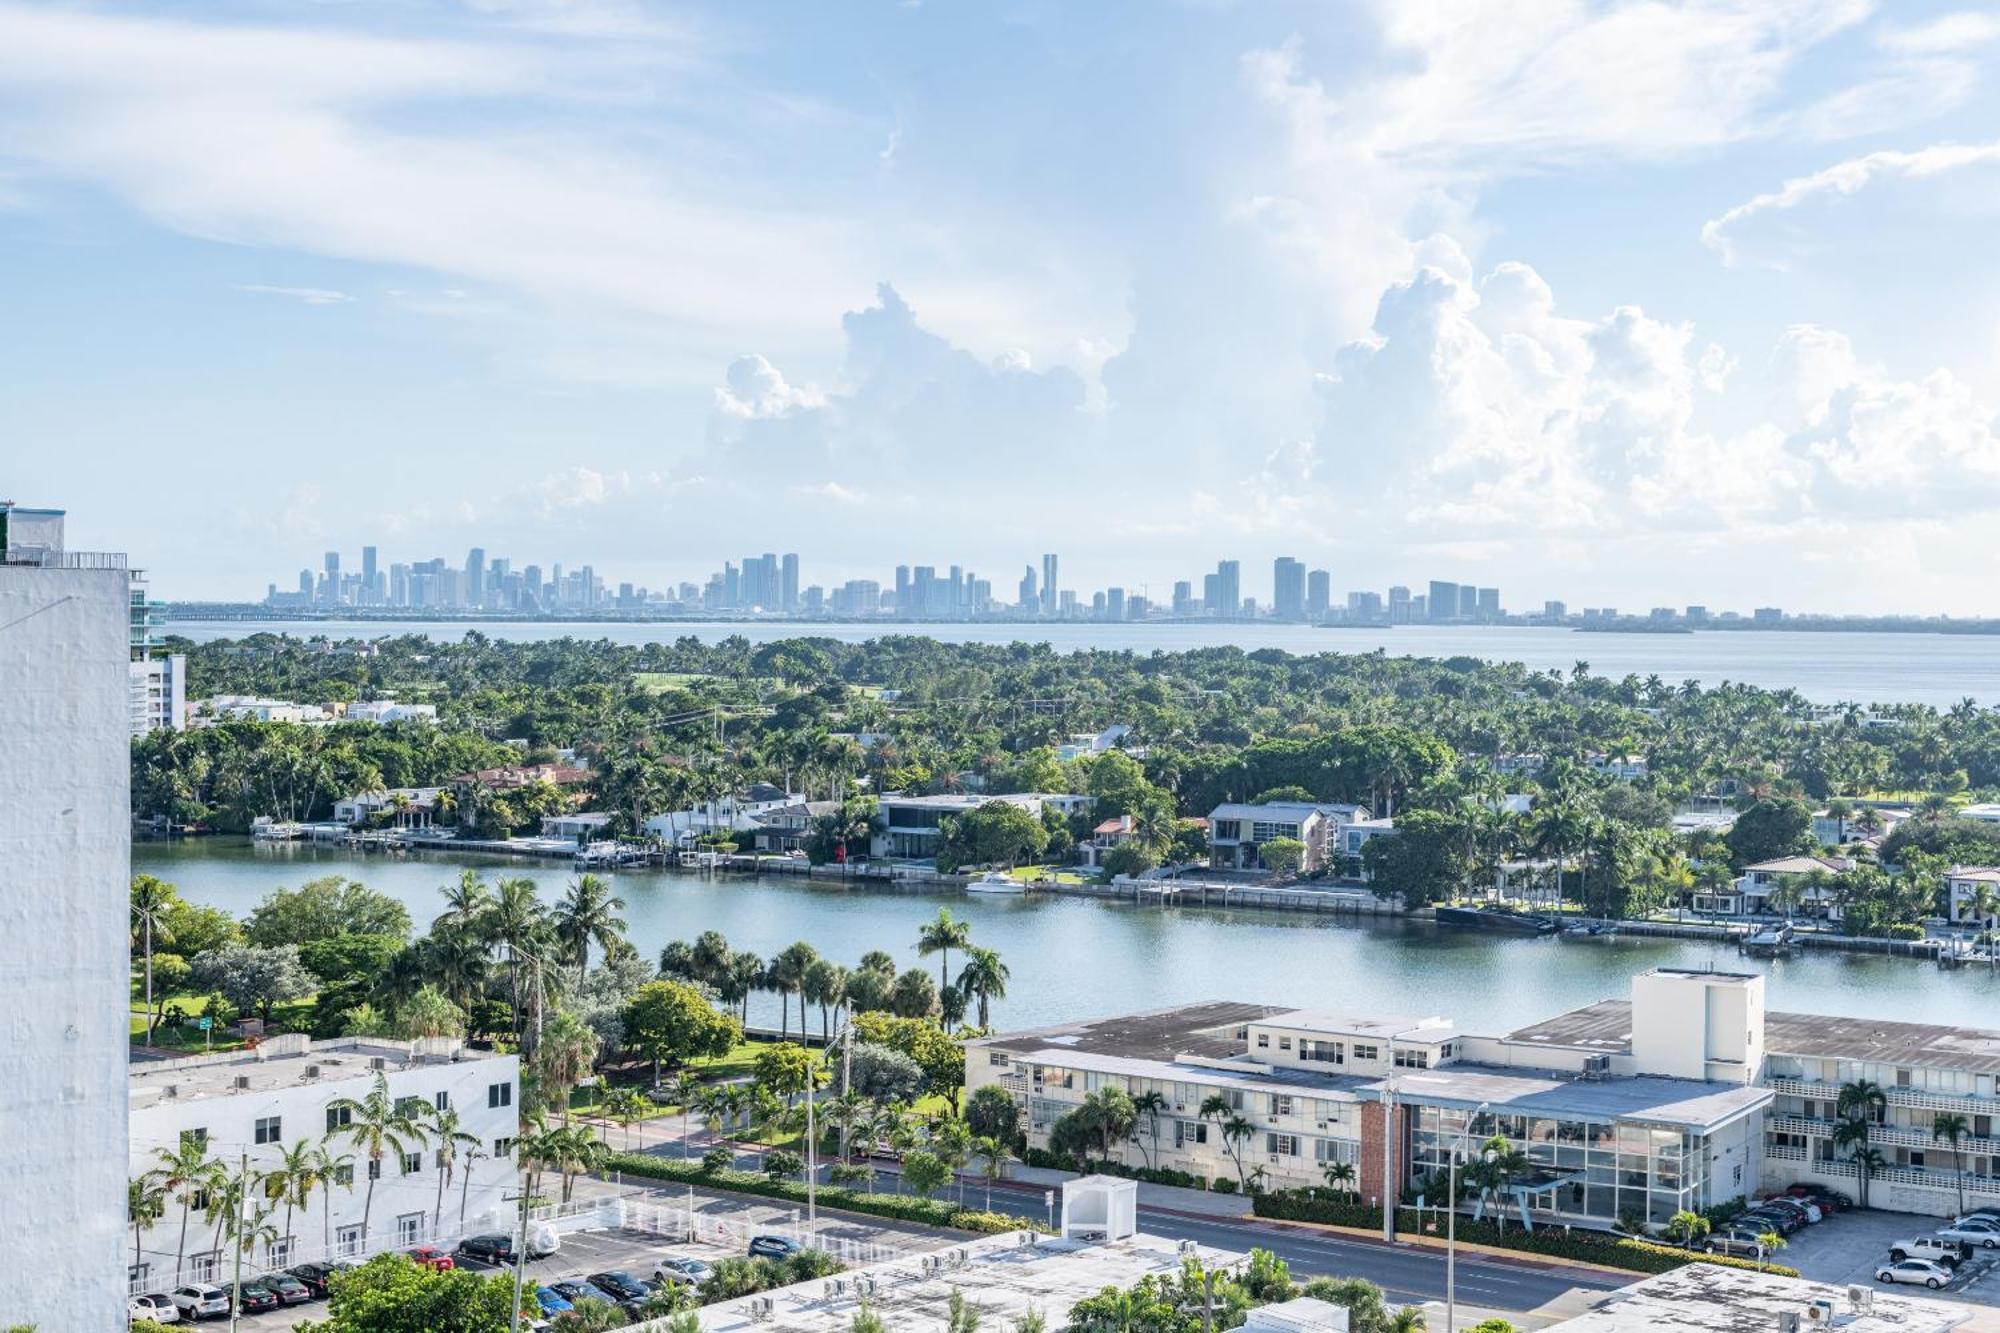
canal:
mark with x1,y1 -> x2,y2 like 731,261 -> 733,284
136,839 -> 2000,1034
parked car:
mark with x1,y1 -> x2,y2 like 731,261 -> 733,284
258,1272 -> 314,1305
454,1233 -> 519,1267
549,1279 -> 620,1307
408,1244 -> 457,1271
1956,1207 -> 2000,1224
1876,1258 -> 1954,1289
527,1222 -> 562,1258
748,1235 -> 802,1260
232,1281 -> 281,1315
1787,1183 -> 1853,1209
1759,1196 -> 1821,1224
1740,1207 -> 1805,1236
1936,1219 -> 2000,1248
1704,1230 -> 1773,1258
586,1271 -> 654,1302
654,1255 -> 714,1287
285,1261 -> 353,1297
129,1293 -> 181,1324
170,1285 -> 230,1321
533,1286 -> 574,1316
1888,1237 -> 1966,1267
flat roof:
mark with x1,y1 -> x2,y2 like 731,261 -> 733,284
1382,1065 -> 1772,1131
697,1231 -> 1245,1333
128,1037 -> 509,1108
1510,1000 -> 2000,1076
1545,1263 -> 1977,1332
1256,1010 -> 1455,1041
969,1001 -> 1288,1063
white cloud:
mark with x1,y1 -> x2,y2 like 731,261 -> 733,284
1702,139 -> 2000,264
236,284 -> 352,306
1877,11 -> 2000,56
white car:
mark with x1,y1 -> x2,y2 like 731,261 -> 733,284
129,1292 -> 182,1323
1876,1259 -> 1954,1289
171,1284 -> 230,1320
1937,1220 -> 2000,1248
1888,1237 -> 1965,1267
653,1255 -> 714,1287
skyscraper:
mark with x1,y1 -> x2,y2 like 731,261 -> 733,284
1272,557 -> 1306,619
1428,580 -> 1459,622
1172,580 -> 1193,616
1041,553 -> 1058,616
1214,560 -> 1241,618
361,545 -> 379,604
1306,569 -> 1330,619
895,564 -> 911,613
1019,565 -> 1038,609
465,547 -> 485,605
781,553 -> 800,612
1388,585 -> 1411,623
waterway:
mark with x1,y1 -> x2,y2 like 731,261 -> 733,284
137,840 -> 2000,1035
162,618 -> 2000,707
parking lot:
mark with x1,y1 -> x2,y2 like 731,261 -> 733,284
1758,1205 -> 2000,1309
140,1183 -> 953,1329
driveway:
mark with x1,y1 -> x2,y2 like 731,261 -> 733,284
1778,1206 -> 2000,1309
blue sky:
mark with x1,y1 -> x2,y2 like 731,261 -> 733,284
6,0 -> 2000,612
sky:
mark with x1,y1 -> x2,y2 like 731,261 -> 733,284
6,1 -> 2000,613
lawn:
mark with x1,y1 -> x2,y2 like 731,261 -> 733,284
632,671 -> 719,693
130,992 -> 315,1053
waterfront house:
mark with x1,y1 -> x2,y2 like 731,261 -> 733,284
1586,753 -> 1649,781
1206,800 -> 1363,873
1056,725 -> 1136,762
331,786 -> 443,828
643,784 -> 803,847
872,792 -> 1046,860
752,800 -> 841,854
540,811 -> 613,846
1947,867 -> 2000,931
343,698 -> 438,724
1735,855 -> 1852,919
195,695 -> 328,725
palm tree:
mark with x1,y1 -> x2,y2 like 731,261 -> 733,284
974,1135 -> 1008,1210
1932,1112 -> 1970,1217
1755,1227 -> 1786,1272
803,958 -> 849,1044
1852,1147 -> 1887,1210
326,1072 -> 430,1246
129,1174 -> 168,1273
532,1009 -> 603,1125
917,909 -> 973,995
1665,1209 -> 1710,1249
308,1142 -> 355,1257
955,947 -> 1010,1029
427,1105 -> 484,1229
1837,1079 -> 1887,1125
456,1146 -> 488,1230
130,874 -> 178,1045
1322,1161 -> 1357,1201
552,874 -> 628,972
152,1134 -> 223,1283
486,877 -> 549,1044
770,941 -> 821,1040
1130,1090 -> 1167,1170
264,1140 -> 324,1260
435,869 -> 493,932
1218,1115 -> 1255,1191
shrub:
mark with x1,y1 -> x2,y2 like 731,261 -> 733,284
948,1210 -> 1030,1234
702,1147 -> 734,1173
763,1150 -> 805,1181
1211,1177 -> 1239,1194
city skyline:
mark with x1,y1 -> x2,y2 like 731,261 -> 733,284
8,4 -> 2000,611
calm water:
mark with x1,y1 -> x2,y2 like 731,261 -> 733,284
163,618 -> 2000,706
137,841 -> 2000,1034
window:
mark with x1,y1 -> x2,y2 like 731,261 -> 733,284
188,1188 -> 211,1213
488,1082 -> 512,1109
434,1090 -> 452,1112
326,1105 -> 352,1133
1352,1044 -> 1379,1062
1176,1121 -> 1207,1147
254,1115 -> 282,1145
336,1226 -> 363,1259
1302,1040 -> 1343,1065
1214,821 -> 1241,841
1271,1096 -> 1294,1117
1251,821 -> 1300,842
1395,1048 -> 1430,1069
989,1052 -> 1009,1068
268,1237 -> 292,1268
397,1213 -> 425,1246
493,1138 -> 515,1159
1266,1133 -> 1299,1157
1256,1034 -> 1270,1048
401,1150 -> 422,1175
332,1163 -> 354,1186
1279,1037 -> 1292,1050
180,1128 -> 207,1152
395,1096 -> 425,1120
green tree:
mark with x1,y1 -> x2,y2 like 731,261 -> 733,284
1933,1112 -> 1971,1218
151,1133 -> 224,1284
1362,810 -> 1466,908
245,877 -> 412,948
1724,798 -> 1817,868
622,979 -> 742,1084
295,1252 -> 529,1331
1259,837 -> 1308,878
551,873 -> 628,972
187,944 -> 316,1021
130,875 -> 179,1044
955,946 -> 1010,1028
916,909 -> 974,995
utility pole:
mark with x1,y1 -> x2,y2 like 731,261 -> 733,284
229,1149 -> 247,1333
804,1050 -> 819,1247
1379,1049 -> 1396,1243
507,1191 -> 530,1333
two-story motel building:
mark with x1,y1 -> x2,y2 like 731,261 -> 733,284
966,968 -> 2000,1229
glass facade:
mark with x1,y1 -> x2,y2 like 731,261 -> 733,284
1408,1106 -> 1711,1226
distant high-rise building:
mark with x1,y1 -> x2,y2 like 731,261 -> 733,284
1272,557 -> 1306,620
1753,607 -> 1783,625
1041,553 -> 1058,616
1306,570 -> 1330,619
1543,600 -> 1567,620
1172,580 -> 1194,617
297,568 -> 314,599
1348,590 -> 1383,619
1214,560 -> 1241,618
360,546 -> 378,604
895,564 -> 911,613
1685,605 -> 1709,624
1107,587 -> 1126,621
1477,587 -> 1500,620
1018,565 -> 1038,609
1427,580 -> 1459,622
1388,585 -> 1412,624
781,553 -> 800,612
465,547 -> 485,605
1458,585 -> 1478,619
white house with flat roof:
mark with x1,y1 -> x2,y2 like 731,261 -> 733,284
871,793 -> 1085,860
1946,867 -> 2000,931
127,1035 -> 519,1293
1732,855 -> 1852,919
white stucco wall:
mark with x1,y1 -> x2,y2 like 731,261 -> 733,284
0,566 -> 132,1329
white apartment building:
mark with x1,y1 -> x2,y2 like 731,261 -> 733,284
974,968 -> 2000,1228
128,567 -> 186,736
967,970 -> 1775,1233
1207,801 -> 1364,872
345,698 -> 439,724
0,502 -> 134,1329
197,694 -> 329,724
128,1035 -> 520,1291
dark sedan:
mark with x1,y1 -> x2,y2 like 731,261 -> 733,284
259,1272 -> 314,1305
586,1270 -> 655,1303
231,1281 -> 281,1315
454,1234 -> 519,1267
748,1235 -> 801,1260
285,1261 -> 353,1298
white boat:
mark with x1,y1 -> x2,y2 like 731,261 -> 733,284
965,871 -> 1027,895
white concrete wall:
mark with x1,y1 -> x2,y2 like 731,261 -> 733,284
1631,971 -> 1763,1083
0,567 -> 132,1329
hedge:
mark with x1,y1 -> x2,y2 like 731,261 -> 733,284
604,1152 -> 1036,1236
1020,1148 -> 1210,1191
1252,1192 -> 1798,1277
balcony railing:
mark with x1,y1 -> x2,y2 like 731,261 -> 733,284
1770,1076 -> 1998,1117
1,547 -> 128,570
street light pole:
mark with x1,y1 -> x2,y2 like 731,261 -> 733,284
1445,1102 -> 1490,1333
230,1149 -> 247,1333
507,1191 -> 530,1333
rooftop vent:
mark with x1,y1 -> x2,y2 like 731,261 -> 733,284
370,1057 -> 387,1072
305,1065 -> 321,1080
1581,1054 -> 1612,1080
234,1075 -> 252,1090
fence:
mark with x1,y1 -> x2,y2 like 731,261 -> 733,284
615,1193 -> 910,1268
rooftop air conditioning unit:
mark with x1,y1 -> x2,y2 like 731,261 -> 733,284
823,1279 -> 846,1299
1806,1298 -> 1835,1324
1582,1054 -> 1611,1080
234,1075 -> 252,1090
305,1065 -> 321,1081
370,1057 -> 387,1072
162,1085 -> 179,1099
1847,1287 -> 1873,1313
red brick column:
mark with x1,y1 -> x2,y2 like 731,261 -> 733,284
1358,1099 -> 1408,1209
